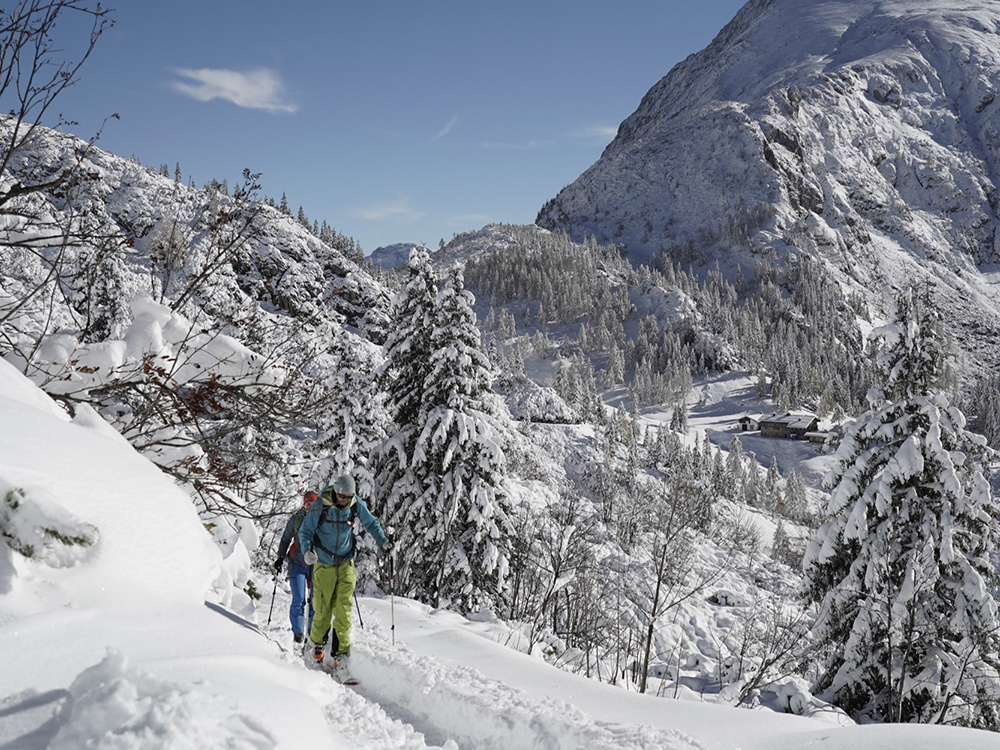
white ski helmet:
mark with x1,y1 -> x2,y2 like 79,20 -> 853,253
332,474 -> 356,496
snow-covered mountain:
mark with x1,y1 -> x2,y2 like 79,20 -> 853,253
536,0 -> 1000,372
369,242 -> 426,270
0,116 -> 390,342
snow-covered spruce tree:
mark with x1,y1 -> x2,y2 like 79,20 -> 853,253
416,264 -> 513,610
376,247 -> 439,593
378,251 -> 514,612
803,288 -> 1000,728
313,323 -> 388,498
782,467 -> 810,524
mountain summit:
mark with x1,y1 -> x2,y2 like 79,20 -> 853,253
537,0 -> 1000,366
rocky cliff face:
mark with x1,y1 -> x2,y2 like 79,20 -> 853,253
537,0 -> 1000,370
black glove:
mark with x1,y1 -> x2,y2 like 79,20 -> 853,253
273,556 -> 283,574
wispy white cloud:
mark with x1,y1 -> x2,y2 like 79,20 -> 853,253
351,196 -> 425,223
479,124 -> 616,150
570,124 -> 618,140
480,139 -> 555,150
432,116 -> 458,142
569,125 -> 618,141
446,213 -> 490,228
374,126 -> 404,138
170,67 -> 297,114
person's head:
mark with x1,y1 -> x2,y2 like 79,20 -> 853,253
332,474 -> 355,508
303,491 -> 318,508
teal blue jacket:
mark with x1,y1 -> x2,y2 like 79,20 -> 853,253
297,487 -> 387,565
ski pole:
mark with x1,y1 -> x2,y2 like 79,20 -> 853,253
266,573 -> 279,626
353,589 -> 365,629
389,551 -> 396,646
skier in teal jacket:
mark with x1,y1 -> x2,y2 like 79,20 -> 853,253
298,474 -> 390,671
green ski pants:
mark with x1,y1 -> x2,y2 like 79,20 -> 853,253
309,560 -> 356,655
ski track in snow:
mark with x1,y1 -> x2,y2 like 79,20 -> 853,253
266,627 -> 442,749
320,670 -> 446,750
265,588 -> 702,750
351,627 -> 704,750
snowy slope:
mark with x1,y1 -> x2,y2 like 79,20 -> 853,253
278,588 -> 1000,750
536,0 -> 1000,372
4,343 -> 999,748
0,357 -> 336,747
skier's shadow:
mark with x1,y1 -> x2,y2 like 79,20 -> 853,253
204,600 -> 264,635
0,689 -> 71,749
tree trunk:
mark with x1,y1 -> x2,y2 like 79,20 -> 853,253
639,544 -> 667,694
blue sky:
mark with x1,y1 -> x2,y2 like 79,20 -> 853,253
54,1 -> 747,254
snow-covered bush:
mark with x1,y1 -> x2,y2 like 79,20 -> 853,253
0,484 -> 98,566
